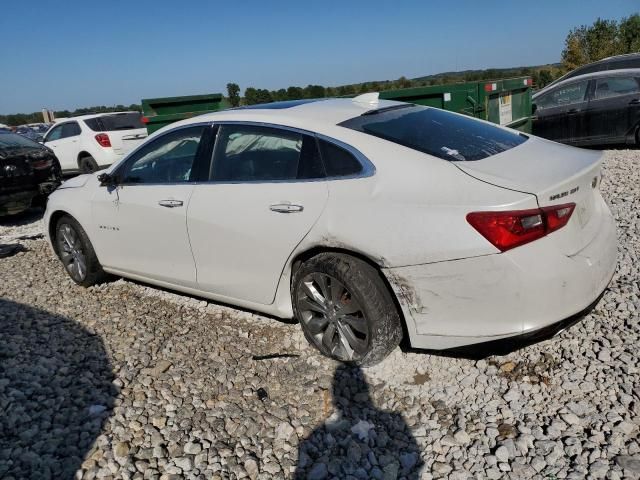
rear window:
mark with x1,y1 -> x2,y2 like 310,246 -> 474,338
84,113 -> 144,132
339,105 -> 526,162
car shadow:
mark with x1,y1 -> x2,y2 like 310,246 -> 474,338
0,207 -> 44,228
0,299 -> 116,479
294,364 -> 424,479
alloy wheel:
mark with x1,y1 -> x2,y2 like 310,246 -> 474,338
296,273 -> 369,361
58,224 -> 87,282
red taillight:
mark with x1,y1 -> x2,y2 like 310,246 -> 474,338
95,133 -> 111,147
466,203 -> 575,252
141,116 -> 149,124
542,203 -> 575,233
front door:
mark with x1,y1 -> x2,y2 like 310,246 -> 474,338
91,125 -> 209,287
188,123 -> 328,304
43,121 -> 81,170
587,75 -> 640,144
533,79 -> 589,144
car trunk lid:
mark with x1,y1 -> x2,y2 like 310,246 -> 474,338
455,137 -> 604,255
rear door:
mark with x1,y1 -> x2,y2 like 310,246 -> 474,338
586,75 -> 640,144
532,80 -> 589,144
44,122 -> 81,170
187,123 -> 328,304
91,124 -> 211,286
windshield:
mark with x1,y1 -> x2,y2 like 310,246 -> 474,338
339,105 -> 527,162
0,131 -> 42,148
84,112 -> 144,132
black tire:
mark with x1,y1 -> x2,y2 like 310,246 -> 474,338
292,253 -> 403,366
55,215 -> 108,287
79,155 -> 99,174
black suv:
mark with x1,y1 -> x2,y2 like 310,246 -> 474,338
0,131 -> 61,216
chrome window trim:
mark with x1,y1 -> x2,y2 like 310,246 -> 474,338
203,120 -> 376,185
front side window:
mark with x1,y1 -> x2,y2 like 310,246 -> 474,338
536,81 -> 588,109
210,125 -> 324,182
594,76 -> 640,100
340,105 -> 526,162
119,126 -> 205,184
45,125 -> 64,142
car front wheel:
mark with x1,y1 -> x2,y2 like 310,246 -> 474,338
292,253 -> 403,366
55,215 -> 108,286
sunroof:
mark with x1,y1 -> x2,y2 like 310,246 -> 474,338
231,99 -> 325,110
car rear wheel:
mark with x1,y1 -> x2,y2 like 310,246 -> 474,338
292,253 -> 403,366
55,215 -> 108,286
79,155 -> 99,174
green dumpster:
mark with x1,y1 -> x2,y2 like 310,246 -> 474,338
141,93 -> 230,134
377,76 -> 533,133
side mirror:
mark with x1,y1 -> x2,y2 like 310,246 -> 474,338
97,172 -> 117,186
532,103 -> 538,114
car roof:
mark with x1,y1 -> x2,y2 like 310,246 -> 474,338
189,96 -> 408,131
533,67 -> 640,99
56,111 -> 140,121
538,54 -> 640,95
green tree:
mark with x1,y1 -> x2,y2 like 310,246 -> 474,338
303,85 -> 325,98
561,15 -> 639,71
244,87 -> 259,105
619,13 -> 640,53
226,83 -> 241,107
286,86 -> 304,100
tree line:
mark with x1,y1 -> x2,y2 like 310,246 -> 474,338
0,104 -> 141,128
3,13 -> 638,123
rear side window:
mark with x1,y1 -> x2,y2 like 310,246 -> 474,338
536,81 -> 588,109
339,105 -> 526,162
211,125 -> 324,182
84,113 -> 144,132
594,76 -> 640,100
61,122 -> 81,138
318,139 -> 362,176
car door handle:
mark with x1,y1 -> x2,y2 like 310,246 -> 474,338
629,98 -> 640,105
269,203 -> 304,213
158,199 -> 184,208
567,108 -> 579,114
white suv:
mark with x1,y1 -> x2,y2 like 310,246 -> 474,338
43,112 -> 148,173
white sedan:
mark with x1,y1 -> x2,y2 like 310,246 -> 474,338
44,95 -> 617,365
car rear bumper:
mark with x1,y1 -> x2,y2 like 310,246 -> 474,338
383,199 -> 617,350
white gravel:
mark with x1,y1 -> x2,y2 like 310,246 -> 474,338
0,148 -> 638,479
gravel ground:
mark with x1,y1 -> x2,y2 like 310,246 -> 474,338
0,149 -> 639,480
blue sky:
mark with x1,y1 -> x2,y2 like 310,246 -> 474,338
0,0 -> 637,114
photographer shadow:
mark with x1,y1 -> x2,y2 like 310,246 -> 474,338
0,299 -> 116,479
295,364 -> 423,479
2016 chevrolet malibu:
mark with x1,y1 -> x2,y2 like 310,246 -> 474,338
44,95 -> 617,366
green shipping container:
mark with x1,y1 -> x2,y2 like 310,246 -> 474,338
378,76 -> 533,133
141,93 -> 230,134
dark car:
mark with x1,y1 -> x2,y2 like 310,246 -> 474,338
547,53 -> 640,89
0,131 -> 62,216
532,70 -> 640,146
15,126 -> 44,143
